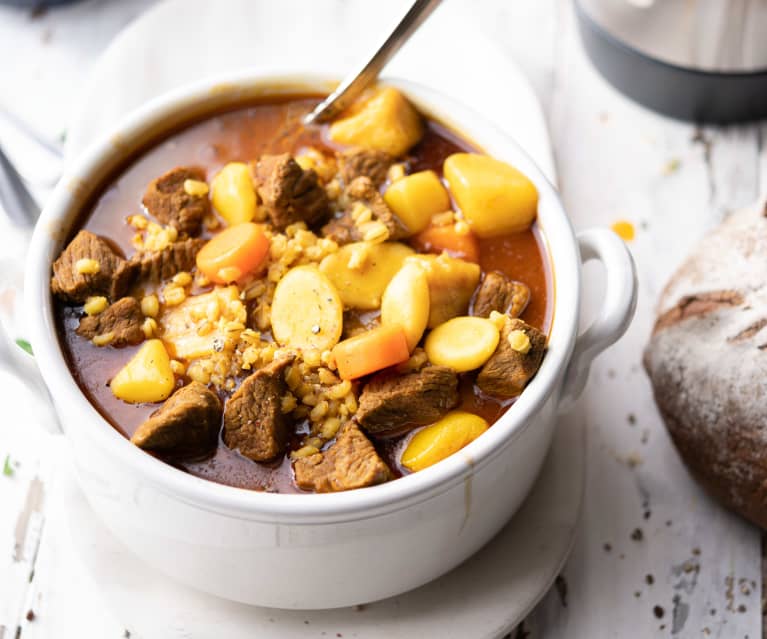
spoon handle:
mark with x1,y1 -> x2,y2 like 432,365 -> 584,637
304,0 -> 443,125
0,142 -> 40,228
0,104 -> 64,159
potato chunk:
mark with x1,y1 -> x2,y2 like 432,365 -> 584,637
443,153 -> 538,238
211,162 -> 257,225
110,339 -> 175,404
405,253 -> 480,328
271,266 -> 343,352
381,261 -> 430,351
161,286 -> 245,360
319,241 -> 414,310
425,316 -> 499,372
401,411 -> 489,472
329,87 -> 423,157
383,170 -> 450,234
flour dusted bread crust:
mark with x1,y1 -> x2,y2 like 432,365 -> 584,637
644,201 -> 767,529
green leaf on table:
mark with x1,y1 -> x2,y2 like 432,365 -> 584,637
3,454 -> 14,477
15,338 -> 33,356
662,158 -> 681,176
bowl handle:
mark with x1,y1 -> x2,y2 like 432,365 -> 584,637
0,259 -> 62,434
558,228 -> 638,411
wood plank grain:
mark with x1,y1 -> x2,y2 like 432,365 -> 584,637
0,3 -> 157,638
0,371 -> 54,636
518,1 -> 763,637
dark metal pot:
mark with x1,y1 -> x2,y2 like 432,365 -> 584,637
575,0 -> 767,124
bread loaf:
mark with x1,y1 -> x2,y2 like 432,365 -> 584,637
644,201 -> 767,529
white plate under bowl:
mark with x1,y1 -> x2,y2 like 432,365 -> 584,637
59,0 -> 582,636
58,414 -> 583,639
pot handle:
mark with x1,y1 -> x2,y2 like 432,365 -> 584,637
0,260 -> 62,434
558,228 -> 637,411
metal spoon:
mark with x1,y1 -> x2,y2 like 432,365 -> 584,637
303,0 -> 443,126
0,104 -> 64,160
0,141 -> 40,228
0,104 -> 64,187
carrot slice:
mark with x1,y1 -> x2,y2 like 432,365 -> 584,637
196,222 -> 269,284
412,224 -> 480,263
332,324 -> 410,380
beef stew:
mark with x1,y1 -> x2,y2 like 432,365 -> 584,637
53,89 -> 552,494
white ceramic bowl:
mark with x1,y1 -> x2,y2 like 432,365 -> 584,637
23,73 -> 637,609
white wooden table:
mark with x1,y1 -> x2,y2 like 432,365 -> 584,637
1,1 -> 765,637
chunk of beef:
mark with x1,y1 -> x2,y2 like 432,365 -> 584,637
356,365 -> 459,434
51,230 -> 136,303
255,153 -> 329,230
142,166 -> 210,236
76,297 -> 144,346
130,238 -> 205,283
477,318 -> 546,398
321,213 -> 357,245
130,381 -> 222,458
350,176 -> 408,240
223,356 -> 294,461
293,422 -> 391,493
472,272 -> 531,319
340,148 -> 393,187
321,175 -> 409,245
